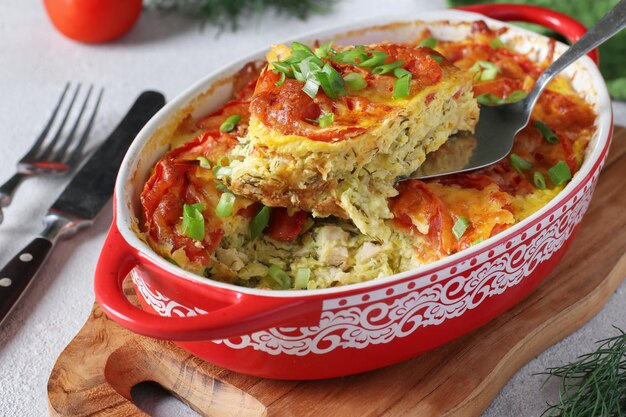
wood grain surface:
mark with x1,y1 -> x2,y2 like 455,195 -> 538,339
47,128 -> 626,417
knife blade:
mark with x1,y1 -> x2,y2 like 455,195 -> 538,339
0,91 -> 165,325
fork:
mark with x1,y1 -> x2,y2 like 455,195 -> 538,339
0,83 -> 103,224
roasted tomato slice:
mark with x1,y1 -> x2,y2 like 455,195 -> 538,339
390,180 -> 456,257
141,132 -> 236,267
266,208 -> 308,242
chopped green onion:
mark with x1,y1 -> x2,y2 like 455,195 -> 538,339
393,67 -> 411,78
305,113 -> 334,128
533,171 -> 547,190
372,60 -> 404,75
165,257 -> 179,266
430,55 -> 443,64
358,51 -> 388,68
505,90 -> 528,103
314,41 -> 333,58
548,161 -> 572,186
419,37 -> 438,48
316,63 -> 346,98
318,113 -> 334,128
302,78 -> 320,99
197,156 -> 212,169
533,121 -> 559,144
393,75 -> 411,100
214,180 -> 229,192
250,205 -> 270,240
510,153 -> 533,173
291,41 -> 316,56
275,71 -> 286,87
476,93 -> 504,106
471,238 -> 484,246
215,192 -> 235,218
298,56 -> 322,79
268,265 -> 291,289
272,61 -> 292,74
294,268 -> 311,289
219,114 -> 242,133
470,60 -> 501,82
292,64 -> 306,82
181,203 -> 206,240
452,216 -> 470,240
489,37 -> 505,49
343,72 -> 367,90
213,165 -> 232,178
332,46 -> 369,65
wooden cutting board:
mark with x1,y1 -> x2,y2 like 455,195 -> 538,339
48,128 -> 626,417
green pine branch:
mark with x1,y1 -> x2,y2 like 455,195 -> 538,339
144,0 -> 337,31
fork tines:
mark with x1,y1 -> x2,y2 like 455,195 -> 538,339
20,83 -> 104,174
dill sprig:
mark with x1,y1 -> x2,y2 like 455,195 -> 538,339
144,0 -> 337,31
538,327 -> 626,417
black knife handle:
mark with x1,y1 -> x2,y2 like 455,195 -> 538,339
0,238 -> 53,325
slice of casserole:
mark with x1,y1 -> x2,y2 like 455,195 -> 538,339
228,41 -> 478,240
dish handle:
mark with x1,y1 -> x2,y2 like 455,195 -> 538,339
455,3 -> 599,65
94,223 -> 319,341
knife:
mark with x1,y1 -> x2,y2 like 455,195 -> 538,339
0,91 -> 165,325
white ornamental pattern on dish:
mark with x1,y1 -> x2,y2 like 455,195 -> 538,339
134,176 -> 596,356
131,270 -> 207,317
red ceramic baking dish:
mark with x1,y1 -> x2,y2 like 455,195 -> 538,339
95,5 -> 613,380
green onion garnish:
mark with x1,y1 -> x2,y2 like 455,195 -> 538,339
470,60 -> 500,82
452,216 -> 470,240
510,153 -> 533,173
197,156 -> 212,169
181,203 -> 206,240
314,41 -> 333,58
533,171 -> 547,190
294,268 -> 311,289
471,238 -> 484,246
430,55 -> 443,64
305,113 -> 334,128
291,41 -> 317,56
318,113 -> 334,128
166,257 -> 179,266
476,93 -> 504,106
272,61 -> 292,74
214,180 -> 229,192
548,161 -> 572,186
343,72 -> 367,90
419,37 -> 438,48
213,166 -> 232,178
505,90 -> 528,103
219,114 -> 242,133
275,71 -> 286,87
215,192 -> 235,218
489,37 -> 505,49
372,60 -> 404,75
393,75 -> 411,100
393,67 -> 411,78
533,121 -> 559,144
317,63 -> 346,99
358,51 -> 388,68
268,265 -> 291,289
332,46 -> 369,65
302,78 -> 320,99
250,205 -> 270,240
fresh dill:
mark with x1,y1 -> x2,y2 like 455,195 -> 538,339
538,327 -> 626,417
144,0 -> 337,31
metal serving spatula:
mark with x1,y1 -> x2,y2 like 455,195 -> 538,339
0,91 -> 165,326
404,0 -> 626,181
